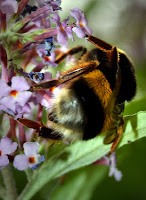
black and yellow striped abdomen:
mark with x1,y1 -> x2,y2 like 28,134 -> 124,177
71,69 -> 112,140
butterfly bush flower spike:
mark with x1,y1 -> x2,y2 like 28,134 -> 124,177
0,137 -> 17,167
13,142 -> 45,171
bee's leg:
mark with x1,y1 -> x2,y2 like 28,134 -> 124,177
55,46 -> 87,64
30,61 -> 99,92
38,126 -> 63,140
17,118 -> 42,130
17,118 -> 63,140
108,117 -> 124,155
86,35 -> 112,51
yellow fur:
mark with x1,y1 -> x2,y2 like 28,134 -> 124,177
83,70 -> 117,138
83,69 -> 112,108
102,113 -> 114,133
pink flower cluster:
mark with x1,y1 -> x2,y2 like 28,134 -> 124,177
0,137 -> 44,170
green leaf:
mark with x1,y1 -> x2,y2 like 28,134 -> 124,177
119,111 -> 146,148
18,111 -> 146,200
51,165 -> 107,200
41,107 -> 48,126
124,95 -> 146,115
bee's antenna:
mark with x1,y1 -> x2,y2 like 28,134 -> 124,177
87,35 -> 112,51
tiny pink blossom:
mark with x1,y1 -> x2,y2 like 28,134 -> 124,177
0,137 -> 18,167
93,152 -> 122,182
108,152 -> 123,181
37,48 -> 57,67
0,0 -> 18,20
70,8 -> 92,38
0,155 -> 9,167
52,14 -> 74,45
46,0 -> 61,12
13,142 -> 45,170
0,76 -> 32,117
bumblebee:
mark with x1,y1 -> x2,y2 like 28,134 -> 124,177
18,35 -> 136,152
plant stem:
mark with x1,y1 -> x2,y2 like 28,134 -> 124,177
25,168 -> 32,183
1,165 -> 17,200
0,185 -> 6,200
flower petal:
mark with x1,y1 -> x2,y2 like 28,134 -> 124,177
72,27 -> 85,38
52,13 -> 61,26
70,8 -> 81,23
0,0 -> 18,15
0,104 -> 15,116
80,11 -> 88,26
109,167 -> 123,182
30,155 -> 45,170
23,142 -> 40,157
0,155 -> 9,167
108,152 -> 123,181
0,96 -> 16,112
15,91 -> 32,107
11,76 -> 30,92
57,30 -> 68,45
65,26 -> 74,40
84,26 -> 92,36
0,137 -> 18,155
36,91 -> 52,108
0,79 -> 11,99
61,18 -> 69,28
15,104 -> 31,119
13,155 -> 29,171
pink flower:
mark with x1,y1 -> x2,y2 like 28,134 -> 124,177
45,0 -> 62,12
32,10 -> 51,29
108,152 -> 123,181
0,0 -> 18,20
70,8 -> 92,38
52,14 -> 74,45
13,142 -> 45,170
0,137 -> 18,167
0,76 -> 32,117
38,50 -> 57,67
36,90 -> 52,108
93,152 -> 122,181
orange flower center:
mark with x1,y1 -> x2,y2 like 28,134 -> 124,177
10,90 -> 18,97
49,87 -> 55,93
0,150 -> 1,156
28,157 -> 36,163
44,56 -> 50,61
18,42 -> 23,49
41,18 -> 45,25
60,26 -> 64,31
33,74 -> 39,80
79,22 -> 84,27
